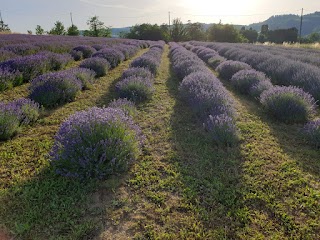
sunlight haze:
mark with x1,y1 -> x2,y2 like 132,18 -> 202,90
0,0 -> 318,33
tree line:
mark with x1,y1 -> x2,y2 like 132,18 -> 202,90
121,18 -> 303,43
1,15 -> 319,43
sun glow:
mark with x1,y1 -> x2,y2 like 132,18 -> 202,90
179,0 -> 258,24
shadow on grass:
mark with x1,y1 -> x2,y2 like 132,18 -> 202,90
165,65 -> 245,238
232,89 -> 320,178
0,166 -> 103,239
1,164 -> 128,239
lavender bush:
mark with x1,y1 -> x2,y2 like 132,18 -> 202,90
0,68 -> 23,91
130,56 -> 159,75
249,80 -> 273,99
63,67 -> 96,90
71,45 -> 96,58
0,54 -> 50,82
0,50 -> 18,62
116,76 -> 154,102
121,67 -> 153,80
29,71 -> 82,108
79,57 -> 110,77
179,72 -> 235,118
50,107 -> 143,179
303,119 -> 320,148
71,50 -> 83,61
216,60 -> 252,80
260,86 -> 316,123
231,69 -> 272,95
0,98 -> 39,140
13,98 -> 40,125
204,114 -> 239,146
208,56 -> 226,69
108,98 -> 137,117
0,102 -> 21,140
92,48 -> 125,68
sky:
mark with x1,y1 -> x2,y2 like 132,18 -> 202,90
0,0 -> 319,33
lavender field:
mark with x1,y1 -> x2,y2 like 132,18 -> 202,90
0,34 -> 319,239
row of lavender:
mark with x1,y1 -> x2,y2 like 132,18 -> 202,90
50,41 -> 165,179
0,39 -> 148,92
169,42 -> 239,146
235,43 -> 320,67
0,34 -> 142,57
0,41 -> 145,140
185,42 -> 320,148
191,42 -> 320,102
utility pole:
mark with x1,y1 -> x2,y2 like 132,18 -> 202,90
70,12 -> 74,26
168,11 -> 171,37
299,8 -> 303,44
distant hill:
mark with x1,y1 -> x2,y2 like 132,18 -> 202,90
248,12 -> 320,36
111,27 -> 130,38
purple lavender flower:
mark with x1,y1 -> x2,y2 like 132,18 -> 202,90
72,45 -> 96,58
0,67 -> 23,91
121,67 -> 153,80
204,114 -> 239,146
303,119 -> 320,148
260,86 -> 317,123
108,98 -> 137,116
29,71 -> 82,108
92,48 -> 125,68
216,60 -> 252,80
50,107 -> 143,179
0,101 -> 22,140
79,57 -> 110,77
116,76 -> 154,103
0,49 -> 18,62
231,69 -> 272,95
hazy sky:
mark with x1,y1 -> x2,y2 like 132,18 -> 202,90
1,0 -> 319,33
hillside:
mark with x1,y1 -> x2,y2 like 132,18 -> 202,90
248,11 -> 320,36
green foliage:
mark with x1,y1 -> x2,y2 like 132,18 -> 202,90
171,18 -> 187,42
185,21 -> 206,41
302,32 -> 320,43
35,25 -> 45,35
240,27 -> 258,43
0,19 -> 10,32
84,16 -> 111,37
48,21 -> 66,35
124,23 -> 169,41
207,24 -> 245,43
67,25 -> 80,36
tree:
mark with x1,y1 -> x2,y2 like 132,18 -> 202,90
67,25 -> 80,36
171,18 -> 187,42
27,30 -> 32,35
240,27 -> 258,43
35,25 -> 45,35
207,23 -> 244,42
123,23 -> 169,41
85,16 -> 111,37
0,18 -> 10,32
49,21 -> 66,35
185,21 -> 206,41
